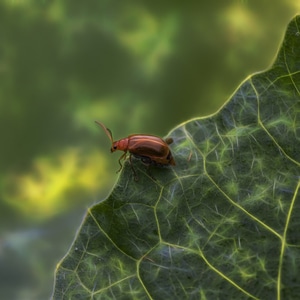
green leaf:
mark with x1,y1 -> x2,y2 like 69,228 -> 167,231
53,16 -> 300,299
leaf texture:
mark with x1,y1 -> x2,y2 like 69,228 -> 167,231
53,16 -> 300,300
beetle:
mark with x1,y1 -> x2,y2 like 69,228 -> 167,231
95,121 -> 175,180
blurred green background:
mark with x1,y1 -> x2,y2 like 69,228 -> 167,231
0,1 -> 298,299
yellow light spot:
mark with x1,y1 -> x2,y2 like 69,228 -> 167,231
3,148 -> 110,221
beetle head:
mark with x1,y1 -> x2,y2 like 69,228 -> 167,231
95,121 -> 114,149
111,142 -> 118,153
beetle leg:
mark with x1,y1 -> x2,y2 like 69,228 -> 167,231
116,152 -> 127,173
140,156 -> 152,165
165,137 -> 174,145
139,156 -> 156,181
129,154 -> 138,181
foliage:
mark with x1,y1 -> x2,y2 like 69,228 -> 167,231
53,16 -> 300,299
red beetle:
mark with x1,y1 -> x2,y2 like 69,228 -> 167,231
95,121 -> 175,179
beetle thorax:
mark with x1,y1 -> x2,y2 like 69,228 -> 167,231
111,138 -> 129,152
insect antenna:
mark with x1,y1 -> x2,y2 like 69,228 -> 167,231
95,121 -> 114,144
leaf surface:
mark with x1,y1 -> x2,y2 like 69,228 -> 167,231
53,16 -> 300,300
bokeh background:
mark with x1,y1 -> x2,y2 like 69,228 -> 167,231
0,1 -> 299,299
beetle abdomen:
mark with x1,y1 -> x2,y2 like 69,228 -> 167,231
128,135 -> 169,156
128,135 -> 175,166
